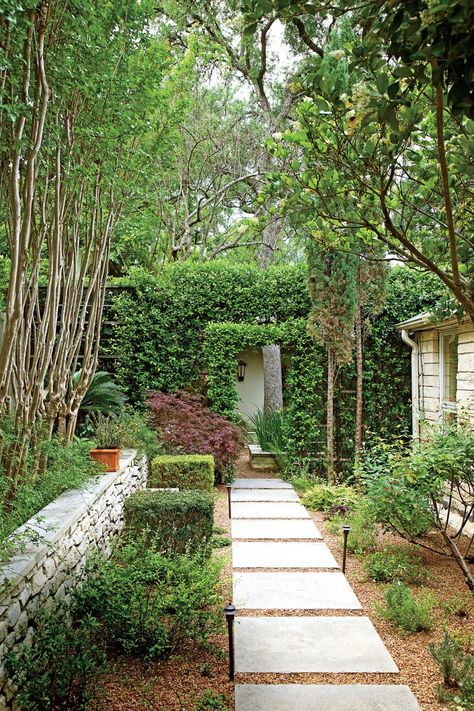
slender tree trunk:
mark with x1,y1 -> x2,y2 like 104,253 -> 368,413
262,344 -> 283,412
327,347 -> 335,484
354,303 -> 363,466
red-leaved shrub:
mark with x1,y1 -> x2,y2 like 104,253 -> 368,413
147,391 -> 242,481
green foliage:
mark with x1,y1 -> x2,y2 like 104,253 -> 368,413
302,484 -> 360,512
73,540 -> 222,660
0,428 -> 101,547
430,632 -> 474,701
442,593 -> 474,620
325,499 -> 377,554
123,489 -> 214,557
378,581 -> 436,633
365,546 -> 429,586
307,242 -> 358,365
362,425 -> 474,541
107,262 -> 440,470
211,535 -> 232,548
150,454 -> 214,492
92,414 -> 131,449
76,370 -> 127,419
195,690 -> 230,711
110,263 -> 310,402
114,409 -> 165,461
5,605 -> 106,711
249,409 -> 285,451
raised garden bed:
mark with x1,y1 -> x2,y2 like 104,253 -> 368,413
248,444 -> 280,472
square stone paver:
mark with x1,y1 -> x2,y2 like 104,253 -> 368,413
231,478 -> 292,489
231,489 -> 300,502
235,685 -> 420,710
232,541 -> 338,568
231,519 -> 322,539
233,572 -> 361,609
232,502 -> 310,519
234,616 -> 398,673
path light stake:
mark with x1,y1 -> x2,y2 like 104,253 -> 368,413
225,603 -> 236,681
226,485 -> 232,518
342,524 -> 351,574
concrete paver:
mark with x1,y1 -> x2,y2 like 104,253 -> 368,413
234,616 -> 399,673
235,684 -> 421,710
233,572 -> 361,610
232,541 -> 337,568
231,502 -> 310,519
231,519 -> 322,539
231,478 -> 292,489
231,489 -> 299,502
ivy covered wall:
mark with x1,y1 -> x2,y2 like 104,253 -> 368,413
107,262 -> 442,468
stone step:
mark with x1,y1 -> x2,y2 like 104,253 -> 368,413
234,617 -> 399,673
235,684 -> 421,710
231,489 -> 300,502
231,478 -> 293,489
232,541 -> 337,568
231,519 -> 322,540
232,502 -> 310,519
233,572 -> 361,610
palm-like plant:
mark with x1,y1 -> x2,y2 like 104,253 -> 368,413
74,370 -> 127,420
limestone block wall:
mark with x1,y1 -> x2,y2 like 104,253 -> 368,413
0,449 -> 147,709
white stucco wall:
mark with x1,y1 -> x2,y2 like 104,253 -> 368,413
235,348 -> 264,421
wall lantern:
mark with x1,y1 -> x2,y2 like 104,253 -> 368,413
237,360 -> 247,382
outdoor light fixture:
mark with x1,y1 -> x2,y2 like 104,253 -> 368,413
237,360 -> 247,382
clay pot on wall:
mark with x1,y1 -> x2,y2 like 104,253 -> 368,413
90,447 -> 121,472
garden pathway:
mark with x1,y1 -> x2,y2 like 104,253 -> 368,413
229,476 -> 421,710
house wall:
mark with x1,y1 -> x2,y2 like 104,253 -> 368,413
457,320 -> 474,414
235,348 -> 264,421
416,320 -> 474,431
0,450 -> 147,708
418,328 -> 440,426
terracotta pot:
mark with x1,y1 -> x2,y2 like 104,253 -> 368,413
90,448 -> 120,472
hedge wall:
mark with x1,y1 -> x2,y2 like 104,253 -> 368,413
108,261 -> 443,469
108,262 -> 309,402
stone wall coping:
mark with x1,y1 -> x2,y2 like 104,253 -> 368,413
0,448 -> 137,596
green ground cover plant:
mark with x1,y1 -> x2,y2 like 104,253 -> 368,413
6,605 -> 106,711
378,581 -> 436,633
195,690 -> 230,710
325,499 -> 377,554
149,454 -> 214,492
365,546 -> 429,586
123,489 -> 214,557
302,484 -> 360,512
430,632 -> 474,708
73,540 -> 223,660
0,430 -> 101,554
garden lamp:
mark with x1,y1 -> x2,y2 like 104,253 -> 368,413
237,360 -> 247,382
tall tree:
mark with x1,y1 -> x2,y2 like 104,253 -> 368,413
0,0 -> 171,492
307,242 -> 358,482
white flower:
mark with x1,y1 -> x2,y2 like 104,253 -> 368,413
302,96 -> 313,103
272,131 -> 283,140
329,50 -> 345,60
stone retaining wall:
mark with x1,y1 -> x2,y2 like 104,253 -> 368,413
0,449 -> 147,709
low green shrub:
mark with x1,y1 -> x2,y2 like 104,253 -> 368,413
442,592 -> 474,619
378,581 -> 436,632
365,546 -> 429,586
0,430 -> 101,549
302,484 -> 360,512
73,541 -> 223,659
123,489 -> 214,556
5,605 -> 106,711
325,499 -> 377,554
430,631 -> 474,706
149,454 -> 214,492
211,536 -> 232,548
195,690 -> 230,710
